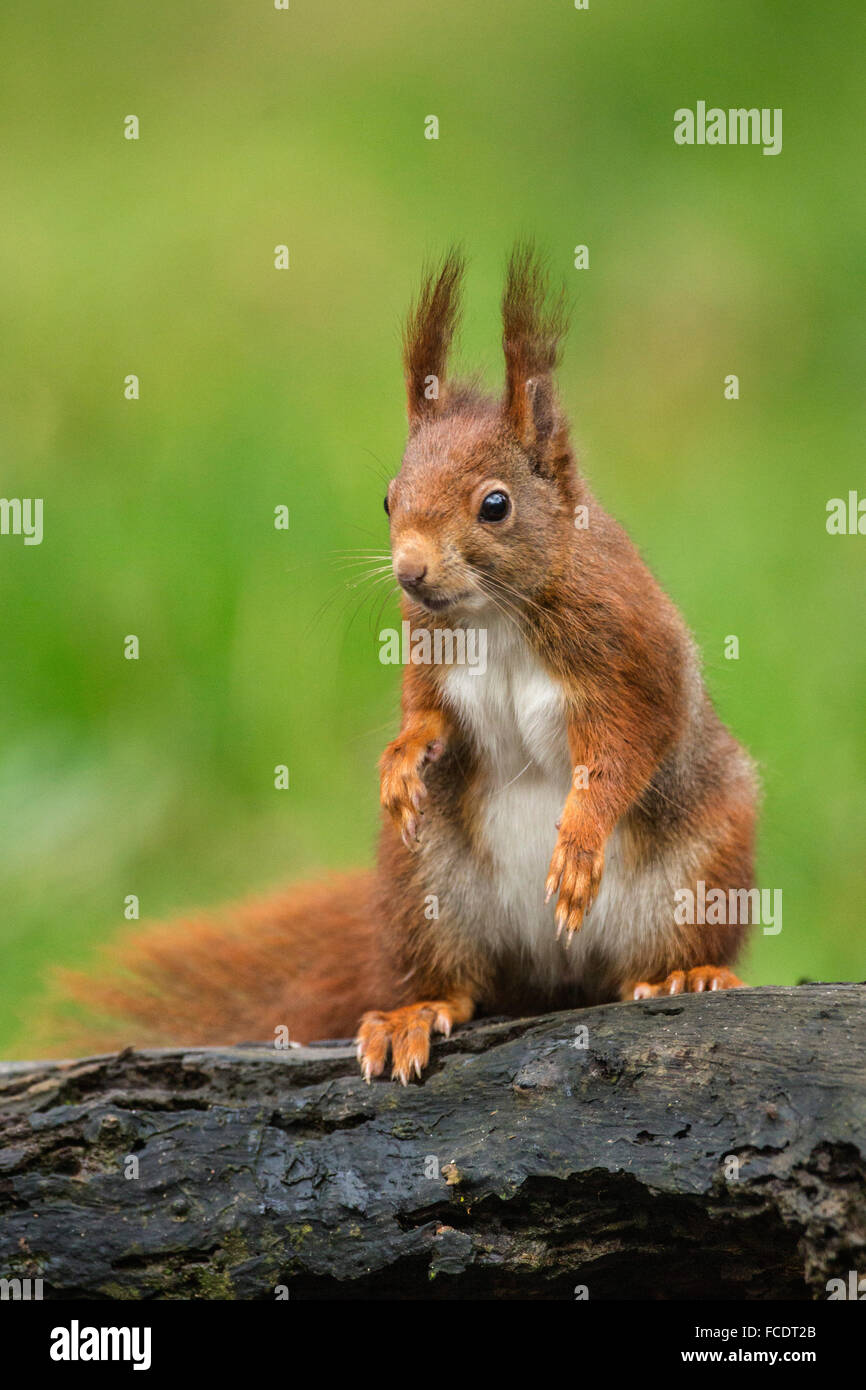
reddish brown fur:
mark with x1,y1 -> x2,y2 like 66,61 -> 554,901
366,246 -> 759,1071
402,248 -> 465,426
38,246 -> 759,1076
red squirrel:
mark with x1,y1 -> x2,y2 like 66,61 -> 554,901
51,246 -> 758,1081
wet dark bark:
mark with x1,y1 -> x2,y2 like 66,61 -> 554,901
1,983 -> 864,1300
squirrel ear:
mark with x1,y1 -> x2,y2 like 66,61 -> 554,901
502,243 -> 570,464
403,249 -> 465,429
523,376 -> 556,444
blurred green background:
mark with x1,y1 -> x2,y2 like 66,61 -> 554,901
1,1 -> 863,1053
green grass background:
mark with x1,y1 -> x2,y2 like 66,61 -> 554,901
1,1 -> 863,1052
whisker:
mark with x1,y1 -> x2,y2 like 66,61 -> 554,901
332,558 -> 392,567
371,582 -> 401,634
344,575 -> 400,640
305,564 -> 394,637
473,574 -> 527,641
468,565 -> 530,639
358,447 -> 393,486
331,550 -> 390,558
481,569 -> 550,622
343,566 -> 395,586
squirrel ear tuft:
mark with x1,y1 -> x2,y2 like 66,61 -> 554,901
403,249 -> 466,429
502,243 -> 570,463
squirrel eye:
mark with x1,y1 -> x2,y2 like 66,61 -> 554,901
383,494 -> 390,516
478,490 -> 511,522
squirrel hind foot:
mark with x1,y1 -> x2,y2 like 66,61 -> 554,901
625,966 -> 745,1001
355,995 -> 473,1085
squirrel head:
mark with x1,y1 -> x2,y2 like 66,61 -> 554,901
387,245 -> 580,617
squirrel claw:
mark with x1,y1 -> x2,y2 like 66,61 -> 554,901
380,729 -> 445,854
547,836 -> 604,940
626,966 -> 745,1000
400,817 -> 421,852
355,997 -> 472,1083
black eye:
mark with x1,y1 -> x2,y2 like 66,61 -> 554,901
383,494 -> 390,516
479,490 -> 510,522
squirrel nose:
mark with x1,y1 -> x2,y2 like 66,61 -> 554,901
395,548 -> 428,588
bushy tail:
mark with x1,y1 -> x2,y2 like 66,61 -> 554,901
33,872 -> 390,1057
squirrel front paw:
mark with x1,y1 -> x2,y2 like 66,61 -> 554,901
380,734 -> 446,851
545,832 -> 604,939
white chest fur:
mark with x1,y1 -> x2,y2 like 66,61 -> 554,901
443,616 -> 571,786
440,614 -> 683,995
442,616 -> 576,982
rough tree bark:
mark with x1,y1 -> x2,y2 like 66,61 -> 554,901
0,983 -> 864,1300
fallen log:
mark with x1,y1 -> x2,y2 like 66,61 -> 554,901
1,983 -> 864,1300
